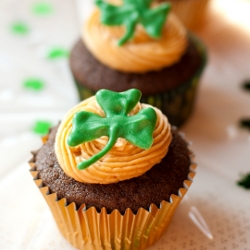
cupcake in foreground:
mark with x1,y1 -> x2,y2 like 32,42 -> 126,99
70,0 -> 207,127
156,0 -> 210,30
30,89 -> 196,250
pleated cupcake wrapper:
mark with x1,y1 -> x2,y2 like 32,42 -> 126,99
74,33 -> 207,127
158,0 -> 210,30
29,136 -> 196,250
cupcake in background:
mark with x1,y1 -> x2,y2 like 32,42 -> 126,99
30,88 -> 196,250
157,0 -> 210,30
70,0 -> 207,126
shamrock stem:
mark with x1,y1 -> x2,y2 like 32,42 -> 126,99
118,19 -> 137,46
77,125 -> 119,170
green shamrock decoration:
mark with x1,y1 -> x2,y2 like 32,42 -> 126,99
67,89 -> 157,170
95,0 -> 171,46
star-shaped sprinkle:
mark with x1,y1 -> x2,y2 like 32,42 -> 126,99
47,47 -> 69,59
32,2 -> 53,16
11,22 -> 29,35
32,120 -> 52,135
23,78 -> 45,91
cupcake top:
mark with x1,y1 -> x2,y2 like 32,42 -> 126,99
55,89 -> 172,184
82,0 -> 187,73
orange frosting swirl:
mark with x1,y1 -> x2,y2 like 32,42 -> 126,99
55,97 -> 172,184
82,9 -> 187,73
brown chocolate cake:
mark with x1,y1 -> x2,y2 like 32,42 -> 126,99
34,126 -> 191,214
70,38 -> 202,96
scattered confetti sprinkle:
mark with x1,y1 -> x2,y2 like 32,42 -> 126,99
11,22 -> 29,35
239,119 -> 250,131
242,80 -> 250,91
32,120 -> 52,135
32,2 -> 53,15
237,173 -> 250,189
47,47 -> 69,59
23,78 -> 45,91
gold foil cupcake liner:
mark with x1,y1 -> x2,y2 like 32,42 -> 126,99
29,137 -> 196,250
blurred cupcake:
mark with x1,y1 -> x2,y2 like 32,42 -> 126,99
30,88 -> 196,249
156,0 -> 210,30
70,0 -> 207,127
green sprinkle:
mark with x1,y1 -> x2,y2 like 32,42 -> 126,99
47,47 -> 69,59
32,120 -> 52,135
11,22 -> 29,35
242,80 -> 250,92
237,173 -> 250,189
239,119 -> 250,131
23,78 -> 45,91
32,2 -> 53,15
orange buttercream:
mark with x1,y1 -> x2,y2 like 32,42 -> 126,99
82,9 -> 187,73
55,97 -> 172,184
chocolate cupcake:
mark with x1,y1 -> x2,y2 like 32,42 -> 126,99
70,0 -> 207,127
30,89 -> 196,250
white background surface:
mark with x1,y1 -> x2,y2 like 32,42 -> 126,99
0,0 -> 250,249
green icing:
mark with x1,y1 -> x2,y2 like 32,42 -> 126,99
23,78 -> 45,91
11,22 -> 29,35
47,47 -> 69,59
32,120 -> 52,135
237,173 -> 250,189
32,2 -> 53,15
67,89 -> 157,170
95,0 -> 171,46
